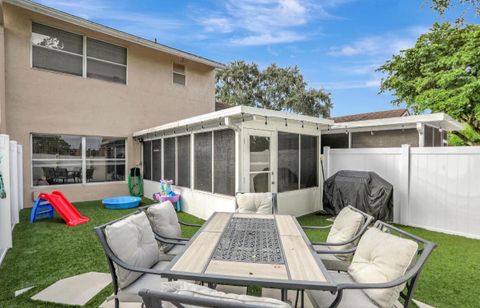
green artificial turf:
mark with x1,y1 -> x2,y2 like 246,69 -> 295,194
0,204 -> 478,307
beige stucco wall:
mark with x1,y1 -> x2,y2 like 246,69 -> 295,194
3,4 -> 216,206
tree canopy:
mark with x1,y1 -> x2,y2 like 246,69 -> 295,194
216,61 -> 332,118
429,0 -> 480,15
378,22 -> 480,145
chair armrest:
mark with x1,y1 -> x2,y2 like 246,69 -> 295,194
315,247 -> 356,255
311,239 -> 357,246
154,235 -> 187,245
302,224 -> 332,230
179,221 -> 202,228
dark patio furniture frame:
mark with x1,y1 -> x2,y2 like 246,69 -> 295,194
235,192 -> 278,214
139,288 -> 278,308
302,205 -> 374,250
94,212 -> 188,308
323,220 -> 437,308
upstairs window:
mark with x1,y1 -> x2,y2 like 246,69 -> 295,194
31,22 -> 127,84
32,23 -> 83,76
87,38 -> 127,84
173,63 -> 186,85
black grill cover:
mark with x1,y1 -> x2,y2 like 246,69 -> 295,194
323,170 -> 393,220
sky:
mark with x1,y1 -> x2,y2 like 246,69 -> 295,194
36,0 -> 478,117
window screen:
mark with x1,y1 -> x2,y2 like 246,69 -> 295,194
152,139 -> 162,181
143,141 -> 152,180
278,132 -> 299,192
87,38 -> 127,84
32,23 -> 83,76
300,135 -> 318,188
177,135 -> 191,187
194,132 -> 212,192
164,138 -> 176,182
214,130 -> 235,196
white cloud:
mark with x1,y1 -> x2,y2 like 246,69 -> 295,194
199,17 -> 234,33
37,0 -> 183,39
328,26 -> 428,57
231,31 -> 307,46
193,0 -> 348,46
319,78 -> 381,90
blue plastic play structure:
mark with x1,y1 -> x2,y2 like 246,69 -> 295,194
30,197 -> 54,223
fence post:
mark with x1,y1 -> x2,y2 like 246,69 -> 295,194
0,135 -> 11,252
9,140 -> 18,226
17,145 -> 23,212
323,146 -> 331,180
398,144 -> 411,224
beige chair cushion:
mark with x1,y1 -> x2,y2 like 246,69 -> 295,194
326,206 -> 364,259
307,271 -> 377,308
157,281 -> 291,307
348,228 -> 418,308
105,212 -> 160,288
118,261 -> 169,302
236,193 -> 273,214
146,201 -> 182,252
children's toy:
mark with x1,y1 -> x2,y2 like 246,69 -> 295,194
153,179 -> 181,211
30,191 -> 89,226
102,196 -> 141,209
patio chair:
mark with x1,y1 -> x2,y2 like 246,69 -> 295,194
303,205 -> 374,271
235,192 -> 278,214
139,281 -> 291,308
95,211 -> 188,307
139,201 -> 202,260
306,221 -> 436,308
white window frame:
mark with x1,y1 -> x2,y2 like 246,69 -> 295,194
30,22 -> 128,85
172,62 -> 186,86
30,133 -> 127,187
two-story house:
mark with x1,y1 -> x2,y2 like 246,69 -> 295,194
0,0 -> 223,205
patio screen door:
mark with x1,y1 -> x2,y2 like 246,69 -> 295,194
246,130 -> 276,193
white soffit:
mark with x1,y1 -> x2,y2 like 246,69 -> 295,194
133,106 -> 334,138
328,113 -> 463,133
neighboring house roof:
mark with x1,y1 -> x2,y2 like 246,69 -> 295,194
133,106 -> 334,138
331,109 -> 410,123
2,0 -> 224,69
215,102 -> 231,111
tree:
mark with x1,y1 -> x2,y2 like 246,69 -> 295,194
216,61 -> 332,118
428,0 -> 480,15
378,22 -> 480,145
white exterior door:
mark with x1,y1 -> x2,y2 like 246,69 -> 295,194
244,129 -> 277,193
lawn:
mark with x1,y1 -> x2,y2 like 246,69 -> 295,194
0,201 -> 478,307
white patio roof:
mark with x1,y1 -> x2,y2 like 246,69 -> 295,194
326,112 -> 463,133
133,106 -> 334,138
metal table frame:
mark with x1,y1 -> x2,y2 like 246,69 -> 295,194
161,212 -> 337,303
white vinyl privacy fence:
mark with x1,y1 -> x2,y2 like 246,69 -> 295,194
323,145 -> 480,239
0,135 -> 23,265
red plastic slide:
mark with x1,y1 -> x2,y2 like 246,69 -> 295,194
38,191 -> 89,226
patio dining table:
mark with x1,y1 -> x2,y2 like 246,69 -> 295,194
162,212 -> 336,306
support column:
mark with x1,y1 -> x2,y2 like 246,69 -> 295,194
417,123 -> 425,147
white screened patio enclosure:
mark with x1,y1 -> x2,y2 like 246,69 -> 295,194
134,106 -> 333,219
